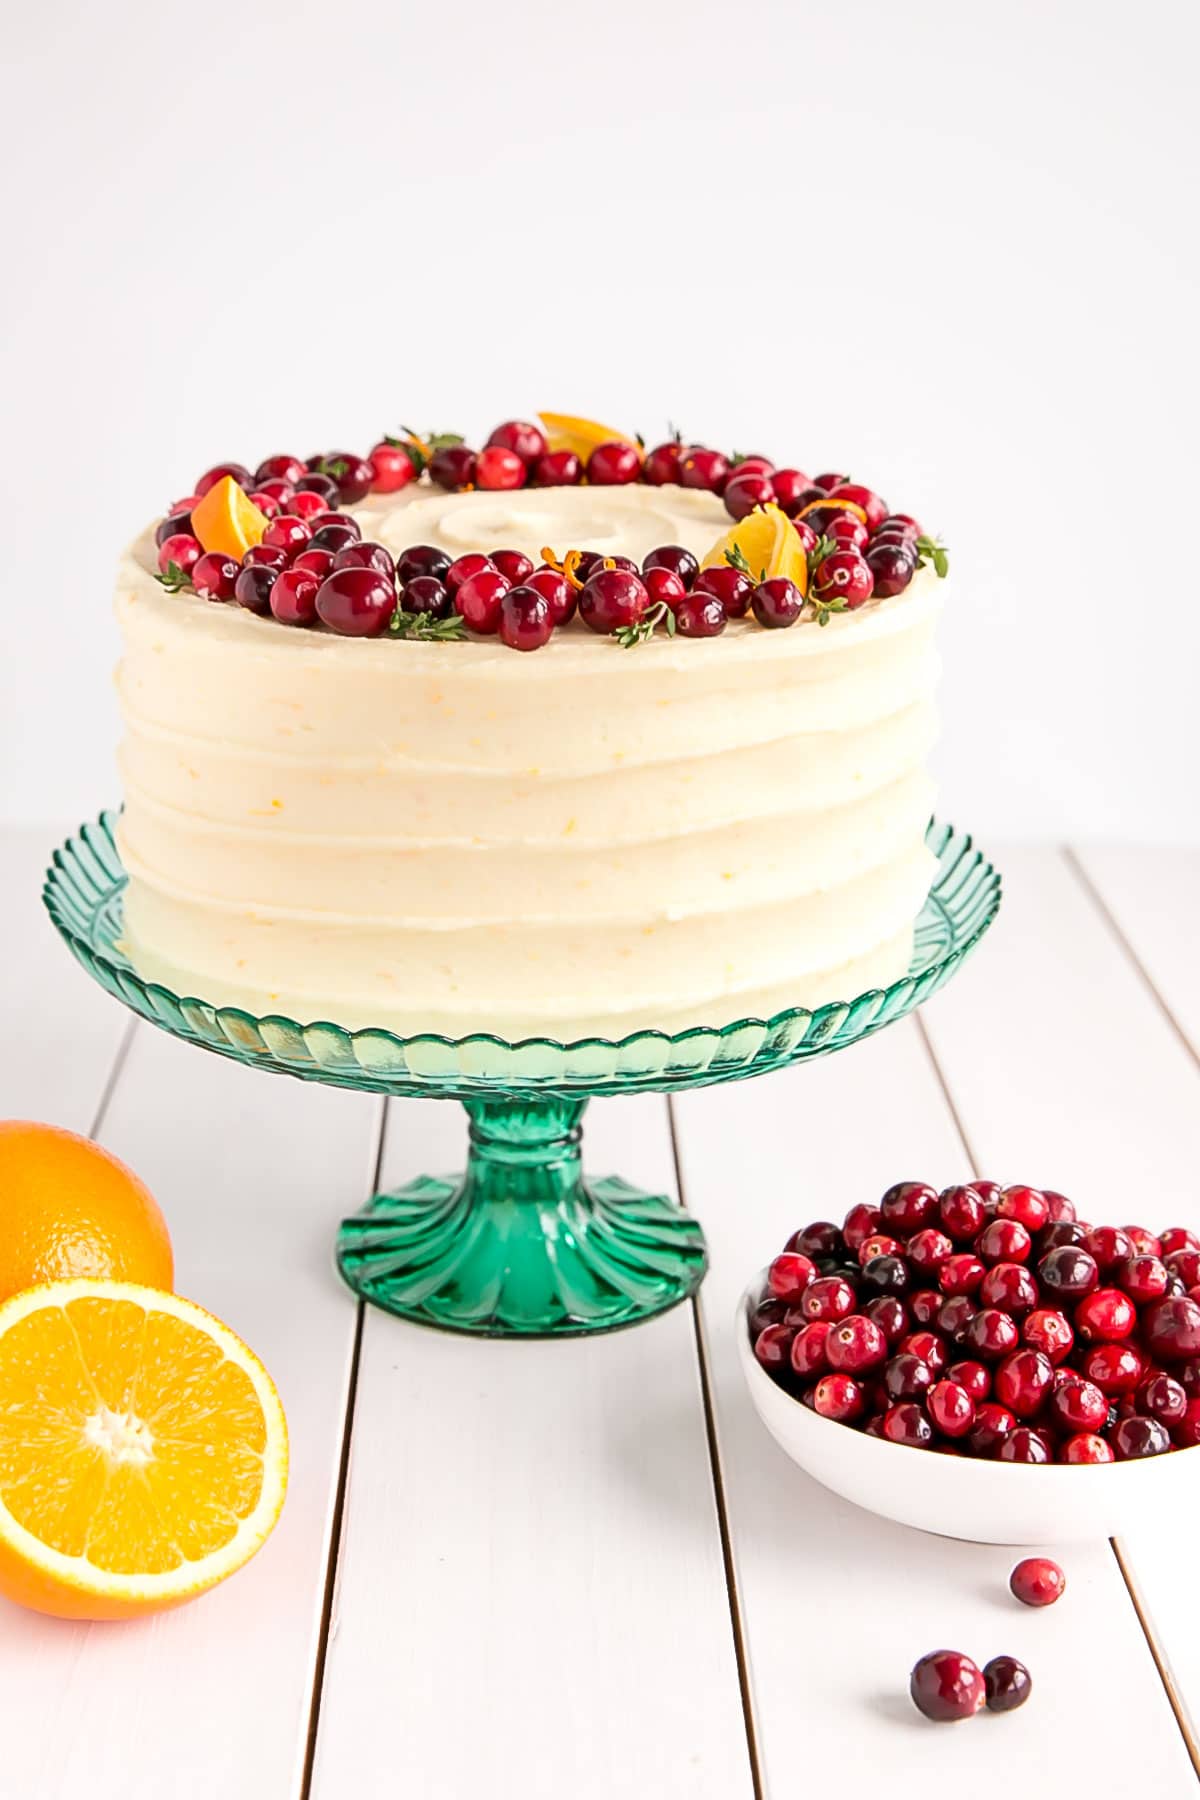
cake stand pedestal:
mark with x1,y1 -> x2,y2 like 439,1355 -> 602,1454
44,816 -> 1000,1339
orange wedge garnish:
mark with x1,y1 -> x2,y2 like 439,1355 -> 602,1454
190,476 -> 269,559
538,412 -> 638,461
796,496 -> 869,526
0,1280 -> 288,1619
700,503 -> 808,593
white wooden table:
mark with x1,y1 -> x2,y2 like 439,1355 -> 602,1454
4,829 -> 1199,1799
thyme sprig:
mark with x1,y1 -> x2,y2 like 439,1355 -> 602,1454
724,542 -> 765,583
614,599 -> 677,649
388,608 -> 467,641
915,534 -> 950,578
155,561 -> 193,594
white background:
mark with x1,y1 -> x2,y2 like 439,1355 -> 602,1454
2,0 -> 1196,840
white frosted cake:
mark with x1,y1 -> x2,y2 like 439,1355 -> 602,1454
113,419 -> 944,1040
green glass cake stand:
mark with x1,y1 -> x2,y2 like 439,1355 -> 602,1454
43,815 -> 1000,1339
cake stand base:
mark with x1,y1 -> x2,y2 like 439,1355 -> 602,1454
336,1097 -> 707,1337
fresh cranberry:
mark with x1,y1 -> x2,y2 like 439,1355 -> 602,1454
491,550 -> 534,585
864,542 -> 916,598
884,1352 -> 934,1402
937,1296 -> 977,1343
155,509 -> 193,548
675,594 -> 728,637
948,1360 -> 990,1401
938,1185 -> 986,1242
1139,1371 -> 1188,1425
1061,1432 -> 1114,1463
1079,1341 -> 1147,1395
429,444 -> 478,491
769,468 -> 812,515
486,419 -> 546,465
1117,1254 -> 1169,1303
496,586 -> 554,651
255,454 -> 306,486
979,1263 -> 1038,1314
908,1228 -> 954,1275
293,471 -> 340,505
826,513 -> 870,549
678,446 -> 729,492
825,481 -> 888,531
798,1276 -> 856,1323
253,479 -> 295,508
1022,1308 -> 1074,1364
247,494 -> 281,520
861,1256 -> 910,1298
1113,1416 -> 1172,1460
1040,1222 -> 1086,1252
1009,1556 -> 1065,1607
883,1404 -> 933,1450
878,512 -> 921,539
194,461 -> 252,498
367,441 -> 420,493
640,441 -> 683,485
790,1320 -> 831,1378
475,445 -> 527,491
333,540 -> 395,579
1081,1226 -> 1133,1272
812,471 -> 850,493
1038,1244 -> 1100,1300
909,1650 -> 985,1722
525,567 -> 575,624
897,1330 -> 946,1374
977,1219 -> 1032,1265
1075,1287 -> 1136,1342
813,548 -> 874,610
1144,1295 -> 1200,1361
751,578 -> 804,628
995,1348 -> 1053,1417
233,564 -> 277,614
812,1372 -> 866,1421
638,546 -> 695,588
969,1402 -> 1016,1457
881,1182 -> 939,1236
841,1203 -> 882,1255
826,1314 -> 888,1374
723,470 -> 775,520
455,569 -> 510,634
998,1427 -> 1053,1463
315,568 -> 396,636
692,565 -> 753,617
588,441 -> 642,485
984,1656 -> 1031,1713
928,1379 -> 975,1439
858,1233 -> 904,1266
157,533 -> 203,577
397,545 -> 452,586
865,1296 -> 909,1345
287,490 -> 332,522
641,566 -> 688,610
787,1222 -> 843,1260
1161,1227 -> 1200,1256
749,1294 -> 786,1338
243,543 -> 288,570
753,1323 -> 794,1375
311,452 -> 374,505
1037,1191 -> 1074,1223
1175,1398 -> 1200,1447
528,448 -> 580,487
937,1255 -> 985,1300
191,551 -> 239,601
404,575 -> 451,618
578,568 -> 648,634
270,566 -> 321,626
310,521 -> 361,554
446,553 -> 494,597
1166,1248 -> 1200,1287
767,1252 -> 818,1301
998,1185 -> 1050,1232
964,1307 -> 1020,1361
787,519 -> 818,557
1049,1377 -> 1108,1433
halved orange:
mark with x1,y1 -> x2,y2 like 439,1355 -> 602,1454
796,495 -> 868,526
190,476 -> 269,559
700,502 -> 808,593
538,411 -> 638,461
0,1281 -> 287,1620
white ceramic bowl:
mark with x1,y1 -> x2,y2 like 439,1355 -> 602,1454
738,1276 -> 1200,1544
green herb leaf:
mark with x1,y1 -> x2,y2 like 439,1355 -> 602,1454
725,543 -> 753,579
154,560 -> 193,594
915,534 -> 950,579
614,598 -> 673,649
314,456 -> 349,480
389,609 -> 467,641
425,431 -> 464,452
382,434 -> 427,474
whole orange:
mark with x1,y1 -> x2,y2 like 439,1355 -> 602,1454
0,1121 -> 173,1300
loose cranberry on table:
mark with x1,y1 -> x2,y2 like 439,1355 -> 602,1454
1010,1557 -> 1065,1607
909,1650 -> 985,1722
587,441 -> 642,485
984,1655 -> 1032,1713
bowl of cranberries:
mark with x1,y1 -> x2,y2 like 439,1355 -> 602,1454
739,1182 -> 1200,1543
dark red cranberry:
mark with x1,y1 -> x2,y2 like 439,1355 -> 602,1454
861,1255 -> 909,1298
865,542 -> 915,597
842,1203 -> 883,1255
445,553 -> 494,597
1061,1432 -> 1114,1463
475,445 -> 527,491
194,461 -> 252,498
525,566 -> 575,625
812,1372 -> 866,1421
786,1222 -> 843,1261
749,1295 -> 787,1337
1161,1228 -> 1200,1257
1075,1287 -> 1136,1342
939,1254 -> 985,1297
309,452 -> 373,505
728,456 -> 774,477
155,509 -> 193,548
937,1296 -> 977,1343
396,545 -> 452,588
255,454 -> 306,486
857,1234 -> 903,1266
310,521 -> 361,554
269,566 -> 322,626
971,1181 -> 1004,1212
969,1402 -> 1016,1457
948,1360 -> 990,1401
881,1182 -> 939,1236
812,471 -> 850,493
642,545 -> 698,587
984,1656 -> 1031,1713
897,1330 -> 945,1374
691,565 -> 753,617
767,1252 -> 818,1301
813,548 -> 874,610
1010,1557 -> 1065,1607
824,481 -> 888,530
243,543 -> 288,570
291,547 -> 335,580
826,1314 -> 888,1374
790,1320 -> 831,1378
675,594 -> 728,637
909,1650 -> 985,1722
253,479 -> 295,510
455,569 -> 510,634
1081,1225 -> 1133,1273
1040,1221 -> 1086,1251
907,1290 -> 940,1328
534,449 -> 583,486
315,567 -> 396,636
491,550 -> 535,586
1049,1377 -> 1108,1433
403,575 -> 450,617
865,1296 -> 909,1345
884,1352 -> 934,1403
997,1186 -> 1050,1232
294,471 -> 340,504
769,468 -> 812,515
579,568 -> 648,634
938,1184 -> 986,1242
499,586 -> 554,651
723,470 -> 775,520
1038,1245 -> 1100,1300
678,446 -> 729,492
1144,1295 -> 1200,1361
587,441 -> 642,485
233,563 -> 278,614
1113,1416 -> 1172,1460
640,440 -> 683,485
883,1404 -> 933,1450
908,1228 -> 954,1275
1023,1308 -> 1074,1364
1166,1248 -> 1200,1287
1139,1372 -> 1187,1425
979,1263 -> 1038,1314
1175,1398 -> 1200,1446
826,512 -> 870,549
486,419 -> 546,465
798,1276 -> 856,1323
1079,1341 -> 1147,1395
333,540 -> 395,579
751,578 -> 804,628
995,1348 -> 1053,1417
964,1307 -> 1020,1361
998,1427 -> 1053,1463
1044,1190 -> 1077,1223
753,1323 -> 794,1375
429,444 -> 478,490
928,1379 -> 975,1439
191,551 -> 240,602
977,1219 -> 1032,1265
